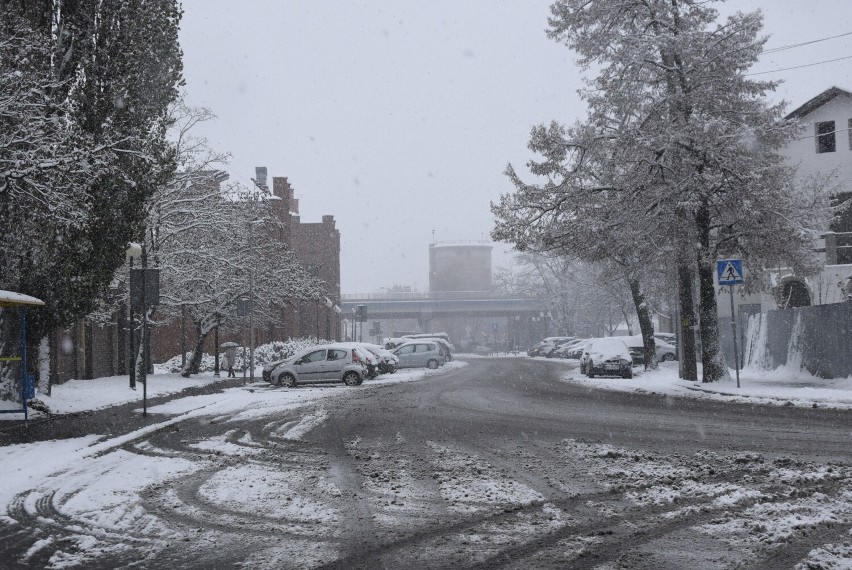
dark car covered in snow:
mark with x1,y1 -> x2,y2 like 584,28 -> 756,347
582,337 -> 634,379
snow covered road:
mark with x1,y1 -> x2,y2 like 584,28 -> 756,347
1,357 -> 850,568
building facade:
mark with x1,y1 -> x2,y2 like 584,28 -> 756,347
782,86 -> 852,266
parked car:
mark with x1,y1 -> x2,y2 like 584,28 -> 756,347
566,339 -> 591,361
554,338 -> 586,359
623,335 -> 678,364
265,343 -> 368,387
582,338 -> 634,379
399,335 -> 454,358
403,332 -> 450,342
358,343 -> 399,374
392,341 -> 445,369
414,337 -> 454,361
383,337 -> 408,350
534,336 -> 575,358
654,332 -> 677,345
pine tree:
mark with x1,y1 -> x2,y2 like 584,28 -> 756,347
494,0 -> 832,382
0,0 -> 184,398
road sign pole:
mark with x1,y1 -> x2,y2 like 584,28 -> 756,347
729,285 -> 740,388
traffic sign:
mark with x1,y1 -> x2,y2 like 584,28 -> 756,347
491,322 -> 498,332
717,259 -> 744,286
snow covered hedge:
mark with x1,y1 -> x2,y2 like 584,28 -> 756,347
158,338 -> 332,373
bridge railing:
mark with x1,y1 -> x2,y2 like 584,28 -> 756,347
342,291 -> 503,301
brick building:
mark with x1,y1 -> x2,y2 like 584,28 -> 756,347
268,173 -> 341,342
49,169 -> 341,383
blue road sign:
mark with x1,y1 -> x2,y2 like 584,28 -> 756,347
717,259 -> 744,286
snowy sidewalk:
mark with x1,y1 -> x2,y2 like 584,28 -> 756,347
0,372 -> 240,419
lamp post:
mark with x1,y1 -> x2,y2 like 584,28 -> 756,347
324,297 -> 333,340
315,299 -> 321,339
128,242 -> 159,417
125,242 -> 142,390
333,305 -> 341,340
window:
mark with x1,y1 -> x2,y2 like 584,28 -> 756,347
304,350 -> 326,363
848,118 -> 852,150
830,192 -> 852,264
327,349 -> 346,361
398,345 -> 415,355
816,120 -> 835,153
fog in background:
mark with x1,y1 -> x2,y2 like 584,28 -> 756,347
178,0 -> 852,294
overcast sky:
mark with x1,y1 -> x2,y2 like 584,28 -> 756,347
178,0 -> 852,295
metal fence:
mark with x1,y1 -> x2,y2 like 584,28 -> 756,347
735,301 -> 852,379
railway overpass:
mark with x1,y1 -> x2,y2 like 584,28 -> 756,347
340,292 -> 544,320
339,292 -> 547,348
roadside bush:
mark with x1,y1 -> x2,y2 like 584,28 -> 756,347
157,337 -> 332,374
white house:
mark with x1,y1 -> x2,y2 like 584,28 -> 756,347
718,86 -> 852,320
783,86 -> 852,267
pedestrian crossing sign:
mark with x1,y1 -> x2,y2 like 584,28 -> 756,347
717,259 -> 744,285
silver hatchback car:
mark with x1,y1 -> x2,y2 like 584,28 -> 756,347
392,341 -> 445,369
267,343 -> 368,387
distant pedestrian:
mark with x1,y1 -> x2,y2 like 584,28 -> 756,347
224,345 -> 237,377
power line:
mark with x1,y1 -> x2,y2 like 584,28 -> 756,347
746,54 -> 852,76
764,31 -> 852,54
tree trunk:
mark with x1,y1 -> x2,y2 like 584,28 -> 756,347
38,335 -> 51,396
181,320 -> 206,377
696,202 -> 729,383
181,314 -> 221,377
627,277 -> 657,370
677,263 -> 698,381
134,307 -> 155,382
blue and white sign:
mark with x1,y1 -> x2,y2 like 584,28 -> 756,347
492,322 -> 499,332
717,259 -> 744,286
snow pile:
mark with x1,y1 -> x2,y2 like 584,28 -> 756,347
563,360 -> 852,410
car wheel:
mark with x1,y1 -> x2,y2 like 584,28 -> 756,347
586,363 -> 595,378
280,373 -> 296,388
622,368 -> 633,379
343,371 -> 362,386
427,359 -> 439,369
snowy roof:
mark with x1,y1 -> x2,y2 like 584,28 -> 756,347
785,86 -> 852,120
0,290 -> 45,308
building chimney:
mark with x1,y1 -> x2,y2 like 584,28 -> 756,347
255,167 -> 268,190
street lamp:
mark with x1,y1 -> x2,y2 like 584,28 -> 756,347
333,305 -> 341,340
128,241 -> 159,417
324,297 -> 333,339
125,242 -> 142,390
